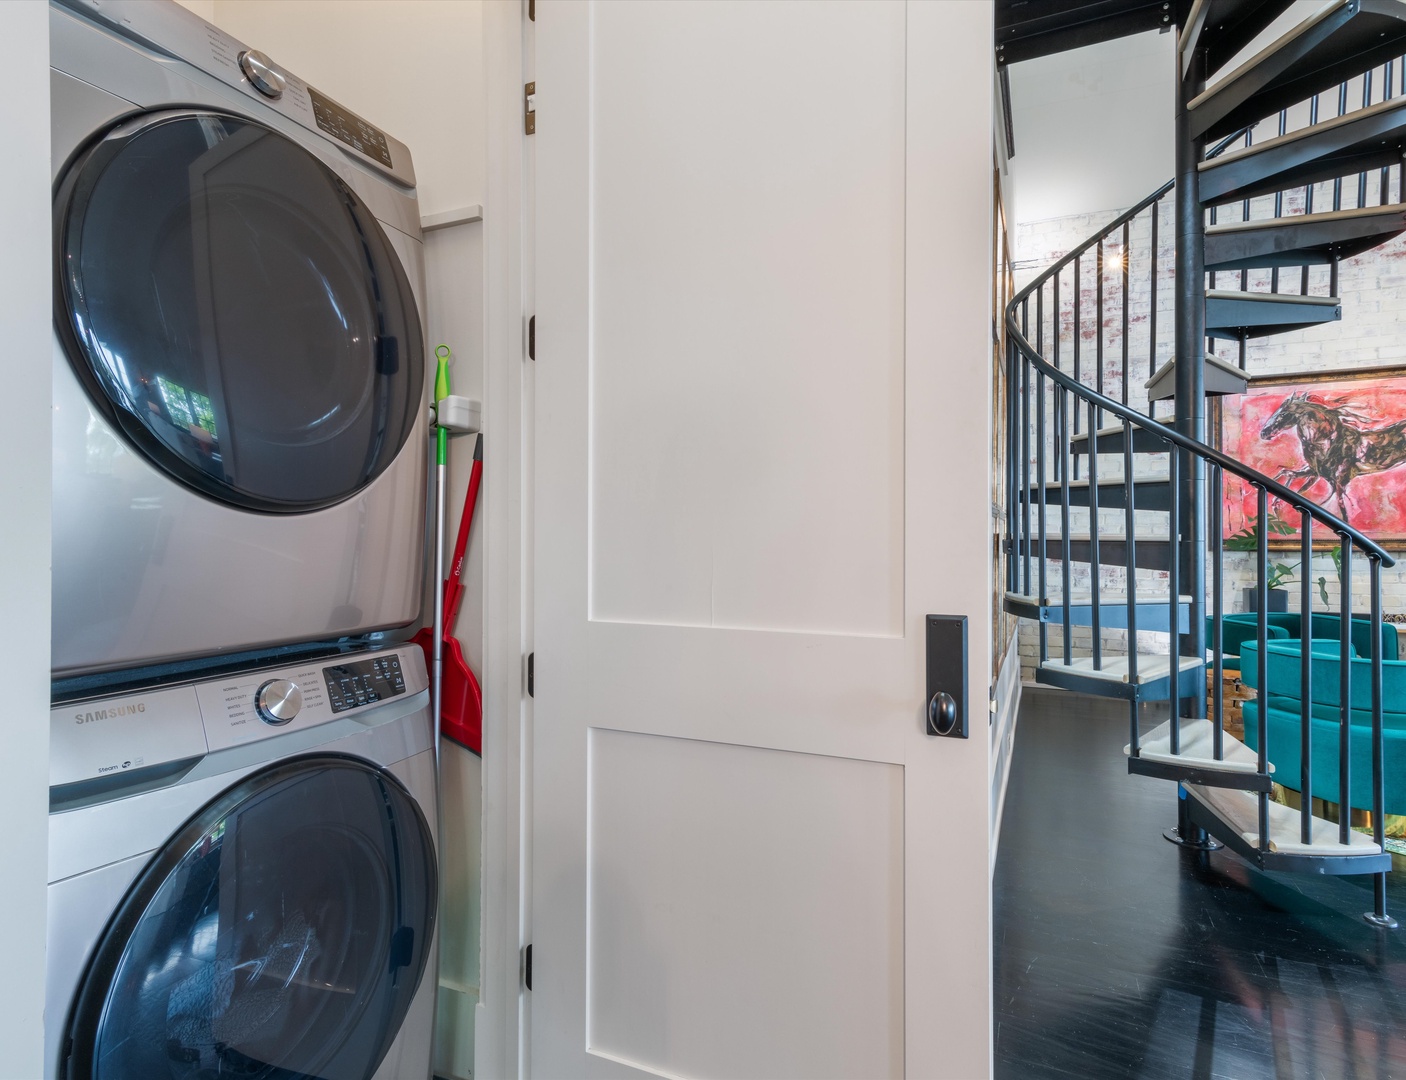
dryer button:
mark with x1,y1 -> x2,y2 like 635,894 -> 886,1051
255,680 -> 302,725
239,50 -> 286,99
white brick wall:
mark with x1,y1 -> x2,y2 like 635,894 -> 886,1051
1013,190 -> 1406,680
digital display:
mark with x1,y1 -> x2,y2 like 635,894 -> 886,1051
307,86 -> 393,168
322,654 -> 406,713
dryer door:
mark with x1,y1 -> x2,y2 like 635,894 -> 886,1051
54,110 -> 425,513
61,755 -> 437,1080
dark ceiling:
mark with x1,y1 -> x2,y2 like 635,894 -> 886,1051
995,0 -> 1189,66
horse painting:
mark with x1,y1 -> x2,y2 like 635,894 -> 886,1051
1258,391 -> 1406,525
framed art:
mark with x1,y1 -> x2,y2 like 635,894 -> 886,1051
1219,365 -> 1406,547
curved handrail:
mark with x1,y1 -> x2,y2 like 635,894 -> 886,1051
1004,188 -> 1396,569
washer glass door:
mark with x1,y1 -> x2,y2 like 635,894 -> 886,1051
63,756 -> 437,1080
55,110 -> 425,513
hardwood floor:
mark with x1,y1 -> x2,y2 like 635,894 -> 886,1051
994,689 -> 1406,1080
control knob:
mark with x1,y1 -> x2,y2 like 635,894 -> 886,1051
256,679 -> 302,725
238,50 -> 286,99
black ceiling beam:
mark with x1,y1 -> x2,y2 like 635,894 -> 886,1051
996,0 -> 1176,66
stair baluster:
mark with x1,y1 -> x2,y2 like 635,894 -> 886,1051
1168,443 -> 1180,755
1369,558 -> 1390,925
1256,485 -> 1271,854
1149,202 -> 1158,381
1211,466 -> 1224,762
1339,539 -> 1353,847
1088,397 -> 1102,672
1021,302 -> 1031,596
1300,512 -> 1313,846
1037,289 -> 1048,663
1123,414 -> 1138,741
1060,386 -> 1073,668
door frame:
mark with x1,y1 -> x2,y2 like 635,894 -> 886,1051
477,2 -> 534,1078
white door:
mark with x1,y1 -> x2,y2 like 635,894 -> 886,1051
533,2 -> 995,1077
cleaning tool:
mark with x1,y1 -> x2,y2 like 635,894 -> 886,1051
413,343 -> 484,753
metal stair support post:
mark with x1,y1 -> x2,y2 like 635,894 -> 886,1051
1174,32 -> 1210,845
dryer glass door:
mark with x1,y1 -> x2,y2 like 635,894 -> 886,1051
55,111 -> 425,513
63,755 -> 437,1080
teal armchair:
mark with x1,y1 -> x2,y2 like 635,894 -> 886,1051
1207,612 -> 1398,672
1240,638 -> 1406,817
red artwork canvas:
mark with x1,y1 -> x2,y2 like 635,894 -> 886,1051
1221,370 -> 1406,544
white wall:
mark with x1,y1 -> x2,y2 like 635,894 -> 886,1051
1007,28 -> 1174,224
0,3 -> 51,1076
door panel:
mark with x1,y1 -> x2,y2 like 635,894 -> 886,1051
535,2 -> 995,1076
587,1 -> 906,637
587,728 -> 903,1079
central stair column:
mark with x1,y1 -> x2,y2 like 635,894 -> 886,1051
1172,36 -> 1212,847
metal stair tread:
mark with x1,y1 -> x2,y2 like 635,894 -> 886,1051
1198,82 -> 1406,169
1198,92 -> 1406,204
1205,205 -> 1406,270
1145,352 -> 1249,400
1124,717 -> 1268,776
1069,422 -> 1167,455
1188,0 -> 1406,141
1039,654 -> 1204,686
1204,288 -> 1340,307
1204,290 -> 1342,340
1031,472 -> 1169,488
1188,0 -> 1347,124
1180,0 -> 1301,78
1205,203 -> 1406,236
1006,590 -> 1192,607
1184,783 -> 1382,857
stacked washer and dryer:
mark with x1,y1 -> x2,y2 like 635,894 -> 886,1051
47,1 -> 442,1077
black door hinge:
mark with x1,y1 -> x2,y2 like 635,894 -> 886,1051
528,315 -> 535,360
524,943 -> 533,990
527,652 -> 535,698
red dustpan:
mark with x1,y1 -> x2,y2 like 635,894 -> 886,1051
413,434 -> 483,754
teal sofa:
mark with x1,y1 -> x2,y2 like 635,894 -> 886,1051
1208,613 -> 1398,673
1240,637 -> 1406,817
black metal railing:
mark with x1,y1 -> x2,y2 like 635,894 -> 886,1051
1005,177 -> 1397,895
1205,54 -> 1406,372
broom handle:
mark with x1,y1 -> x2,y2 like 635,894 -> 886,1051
431,346 -> 452,776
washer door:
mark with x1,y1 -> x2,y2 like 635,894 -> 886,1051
54,110 -> 424,513
62,756 -> 437,1080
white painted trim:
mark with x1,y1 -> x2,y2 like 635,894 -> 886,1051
476,2 -> 529,1078
0,2 -> 51,1074
423,204 -> 486,231
989,631 -> 1022,878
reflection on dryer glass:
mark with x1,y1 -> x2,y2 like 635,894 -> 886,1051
56,111 -> 424,513
79,761 -> 435,1079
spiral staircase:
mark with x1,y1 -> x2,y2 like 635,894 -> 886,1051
1004,0 -> 1406,927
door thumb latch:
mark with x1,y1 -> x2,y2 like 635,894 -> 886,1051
925,615 -> 967,738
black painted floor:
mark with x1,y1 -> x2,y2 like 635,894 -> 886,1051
994,691 -> 1406,1080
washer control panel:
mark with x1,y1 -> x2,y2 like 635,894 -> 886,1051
322,655 -> 406,713
52,647 -> 428,792
194,647 -> 425,753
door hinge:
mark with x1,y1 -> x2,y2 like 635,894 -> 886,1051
528,315 -> 535,360
524,943 -> 533,990
528,0 -> 535,21
527,652 -> 535,697
525,81 -> 536,135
